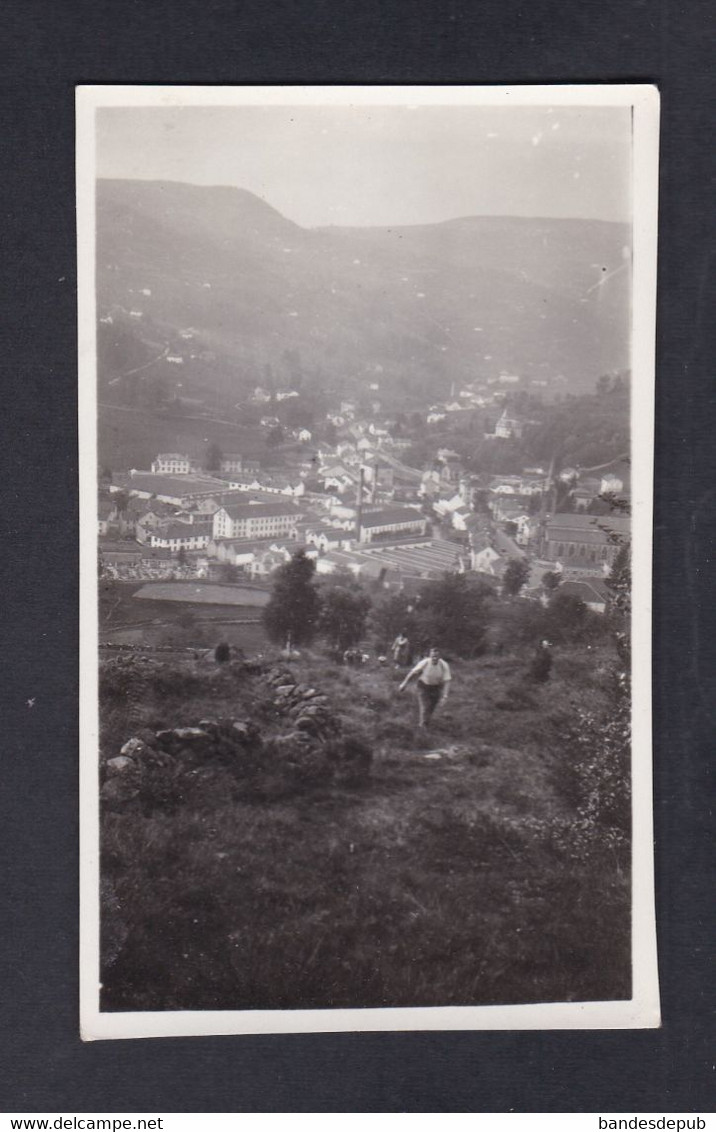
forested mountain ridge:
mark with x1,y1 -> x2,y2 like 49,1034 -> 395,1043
96,178 -> 631,405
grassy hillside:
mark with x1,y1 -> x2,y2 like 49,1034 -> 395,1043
99,638 -> 630,1012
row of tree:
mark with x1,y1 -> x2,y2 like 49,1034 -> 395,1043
261,549 -> 624,660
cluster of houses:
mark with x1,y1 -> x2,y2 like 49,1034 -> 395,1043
98,392 -> 629,613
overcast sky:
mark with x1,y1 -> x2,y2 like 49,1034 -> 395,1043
96,104 -> 632,228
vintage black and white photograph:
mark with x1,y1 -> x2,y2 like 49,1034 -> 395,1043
78,85 -> 659,1039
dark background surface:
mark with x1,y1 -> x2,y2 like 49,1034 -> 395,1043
3,0 -> 714,1112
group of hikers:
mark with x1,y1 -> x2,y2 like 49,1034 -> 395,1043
340,632 -> 451,729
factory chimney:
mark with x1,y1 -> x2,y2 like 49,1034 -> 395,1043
355,465 -> 365,544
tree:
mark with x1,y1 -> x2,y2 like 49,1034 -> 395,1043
262,549 -> 321,647
205,441 -> 223,471
502,558 -> 530,597
112,489 -> 130,515
473,489 -> 491,514
318,585 -> 371,652
545,590 -> 589,641
596,373 -> 612,396
541,570 -> 561,593
555,481 -> 575,512
606,541 -> 631,665
265,424 -> 285,448
216,562 -> 240,583
412,572 -> 494,658
176,546 -> 187,566
368,591 -> 419,653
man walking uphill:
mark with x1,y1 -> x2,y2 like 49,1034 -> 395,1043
399,647 -> 451,729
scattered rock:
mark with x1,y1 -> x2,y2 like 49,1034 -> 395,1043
101,777 -> 140,810
120,737 -> 146,757
198,719 -> 221,734
231,721 -> 256,743
106,755 -> 136,775
172,727 -> 212,742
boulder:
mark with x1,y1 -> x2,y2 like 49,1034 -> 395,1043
231,721 -> 258,743
198,719 -> 221,735
120,737 -> 146,758
136,728 -> 158,746
106,755 -> 135,776
290,683 -> 312,699
141,746 -> 173,768
172,727 -> 212,742
100,777 -> 140,810
298,703 -> 330,718
295,716 -> 321,734
155,729 -> 177,750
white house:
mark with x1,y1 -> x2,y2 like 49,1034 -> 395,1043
433,493 -> 464,518
471,545 -> 504,575
147,522 -> 212,552
321,465 -> 356,494
451,506 -> 473,532
600,473 -> 624,495
493,408 -> 524,440
306,525 -> 356,552
151,453 -> 196,475
419,469 -> 444,497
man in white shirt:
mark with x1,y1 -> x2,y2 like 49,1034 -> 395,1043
399,647 -> 452,729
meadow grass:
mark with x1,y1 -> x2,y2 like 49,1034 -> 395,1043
99,640 -> 631,1011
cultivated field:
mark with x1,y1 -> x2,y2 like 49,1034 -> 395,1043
100,579 -> 270,652
134,582 -> 270,606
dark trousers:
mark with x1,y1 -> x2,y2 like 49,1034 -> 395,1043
417,681 -> 442,726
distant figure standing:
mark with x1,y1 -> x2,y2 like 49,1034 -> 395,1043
399,647 -> 452,729
529,639 -> 553,683
391,630 -> 410,668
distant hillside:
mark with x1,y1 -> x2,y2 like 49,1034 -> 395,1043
96,179 -> 631,425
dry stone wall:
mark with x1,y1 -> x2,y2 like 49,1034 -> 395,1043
100,658 -> 371,813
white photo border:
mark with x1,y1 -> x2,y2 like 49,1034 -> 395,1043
78,83 -> 660,1040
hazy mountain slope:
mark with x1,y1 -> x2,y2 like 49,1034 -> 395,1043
96,179 -> 631,404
